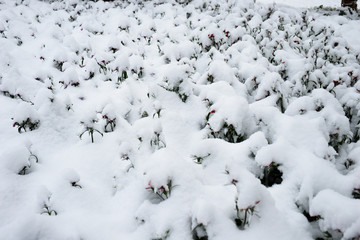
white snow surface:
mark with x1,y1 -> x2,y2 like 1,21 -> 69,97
258,0 -> 339,8
0,0 -> 360,240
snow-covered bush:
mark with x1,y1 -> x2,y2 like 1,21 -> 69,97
12,103 -> 40,133
79,113 -> 103,143
0,0 -> 360,239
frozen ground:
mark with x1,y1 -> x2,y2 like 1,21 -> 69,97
0,0 -> 360,240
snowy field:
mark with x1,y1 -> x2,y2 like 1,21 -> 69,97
0,0 -> 360,239
258,0 -> 339,8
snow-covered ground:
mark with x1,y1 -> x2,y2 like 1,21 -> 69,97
258,0 -> 339,8
0,0 -> 360,239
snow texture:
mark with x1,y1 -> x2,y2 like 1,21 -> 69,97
0,0 -> 360,239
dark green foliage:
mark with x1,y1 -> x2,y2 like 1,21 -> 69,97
260,162 -> 283,187
209,123 -> 246,143
41,203 -> 57,216
118,70 -> 128,82
13,118 -> 40,133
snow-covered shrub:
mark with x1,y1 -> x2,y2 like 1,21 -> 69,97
310,189 -> 360,240
37,187 -> 57,216
99,104 -> 117,132
228,168 -> 264,230
133,117 -> 166,152
204,96 -> 251,143
142,149 -> 180,202
199,60 -> 237,85
59,67 -> 80,89
79,123 -> 103,143
254,72 -> 289,112
159,62 -> 192,102
79,113 -> 103,143
12,103 -> 40,133
145,178 -> 173,201
234,198 -> 260,230
1,143 -> 38,175
13,117 -> 40,133
108,53 -> 130,83
339,81 -> 360,142
63,169 -> 82,189
129,54 -> 144,79
286,89 -> 352,153
1,1 -> 360,239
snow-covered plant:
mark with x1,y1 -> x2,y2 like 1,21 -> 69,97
1,0 -> 360,239
146,179 -> 173,201
58,68 -> 80,89
151,229 -> 170,240
13,117 -> 40,133
159,62 -> 192,103
149,121 -> 166,150
80,125 -> 103,143
37,187 -> 58,217
79,119 -> 103,143
227,167 -> 264,230
12,103 -> 40,133
191,153 -> 211,164
309,189 -> 360,240
205,32 -> 226,51
234,198 -> 261,230
102,114 -> 116,132
96,59 -> 108,74
150,130 -> 166,149
41,195 -> 57,216
1,142 -> 40,175
63,169 -> 82,189
285,89 -> 352,154
119,70 -> 128,83
204,96 -> 252,143
208,121 -> 246,143
129,55 -> 144,79
18,150 -> 38,175
53,59 -> 65,72
42,202 -> 57,216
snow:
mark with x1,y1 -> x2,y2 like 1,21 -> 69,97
0,0 -> 360,239
258,0 -> 339,8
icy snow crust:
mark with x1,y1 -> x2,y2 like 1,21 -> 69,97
0,0 -> 360,239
